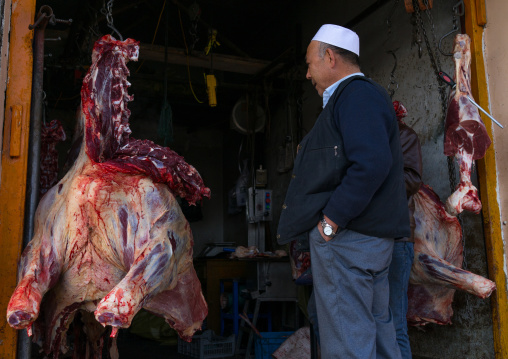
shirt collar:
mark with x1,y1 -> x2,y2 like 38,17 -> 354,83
322,72 -> 364,108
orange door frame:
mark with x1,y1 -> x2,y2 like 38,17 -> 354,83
0,0 -> 37,357
463,0 -> 508,358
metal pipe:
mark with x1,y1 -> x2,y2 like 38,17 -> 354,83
18,6 -> 53,359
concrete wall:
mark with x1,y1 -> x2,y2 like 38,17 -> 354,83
484,0 -> 508,284
266,0 -> 495,357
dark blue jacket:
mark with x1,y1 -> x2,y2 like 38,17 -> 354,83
277,76 -> 410,244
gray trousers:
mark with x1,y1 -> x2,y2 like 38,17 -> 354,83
309,225 -> 401,359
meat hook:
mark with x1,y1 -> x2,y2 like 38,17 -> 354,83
438,0 -> 464,56
438,28 -> 458,56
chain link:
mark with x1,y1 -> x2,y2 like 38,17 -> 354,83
101,0 -> 123,40
189,20 -> 199,52
413,0 -> 449,126
410,13 -> 423,57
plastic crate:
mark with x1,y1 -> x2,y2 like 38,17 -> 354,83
177,330 -> 235,358
254,331 -> 294,359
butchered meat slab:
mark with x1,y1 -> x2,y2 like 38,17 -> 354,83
407,184 -> 495,326
443,33 -> 491,216
6,35 -> 209,358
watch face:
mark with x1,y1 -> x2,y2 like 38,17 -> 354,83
324,226 -> 332,236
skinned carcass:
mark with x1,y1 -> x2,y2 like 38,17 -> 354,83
6,35 -> 209,357
407,184 -> 496,325
443,33 -> 491,215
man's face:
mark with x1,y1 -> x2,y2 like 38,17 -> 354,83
306,41 -> 331,97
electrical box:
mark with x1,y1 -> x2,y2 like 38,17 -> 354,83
247,187 -> 272,223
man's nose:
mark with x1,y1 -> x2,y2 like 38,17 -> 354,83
306,69 -> 311,80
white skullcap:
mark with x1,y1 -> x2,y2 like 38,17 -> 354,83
311,24 -> 360,56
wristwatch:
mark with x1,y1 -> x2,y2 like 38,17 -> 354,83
320,218 -> 337,237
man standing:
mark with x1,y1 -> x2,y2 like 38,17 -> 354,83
389,101 -> 423,359
277,24 -> 409,358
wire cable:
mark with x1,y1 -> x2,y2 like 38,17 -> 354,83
135,0 -> 167,73
178,9 -> 204,104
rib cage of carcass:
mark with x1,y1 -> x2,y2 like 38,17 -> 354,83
6,35 -> 210,358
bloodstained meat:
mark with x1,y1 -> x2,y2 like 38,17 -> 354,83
443,34 -> 491,215
6,35 -> 209,358
407,184 -> 495,325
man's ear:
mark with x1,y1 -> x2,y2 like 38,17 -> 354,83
325,48 -> 336,67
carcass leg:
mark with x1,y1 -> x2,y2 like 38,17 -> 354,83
445,151 -> 481,215
94,241 -> 174,332
7,238 -> 61,331
411,253 -> 496,299
144,266 -> 208,340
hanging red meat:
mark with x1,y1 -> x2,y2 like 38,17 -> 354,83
6,35 -> 210,357
407,184 -> 495,325
40,119 -> 67,196
443,33 -> 491,215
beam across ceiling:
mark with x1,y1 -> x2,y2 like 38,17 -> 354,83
139,43 -> 276,75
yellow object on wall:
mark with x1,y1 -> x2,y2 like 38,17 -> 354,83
206,74 -> 217,107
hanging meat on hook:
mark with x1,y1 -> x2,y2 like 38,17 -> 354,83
443,33 -> 491,215
407,184 -> 496,325
6,35 -> 210,358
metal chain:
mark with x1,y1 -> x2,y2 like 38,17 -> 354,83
410,13 -> 423,58
101,0 -> 123,40
385,0 -> 401,98
413,0 -> 440,75
421,0 -> 442,68
413,0 -> 449,128
385,0 -> 401,38
189,21 -> 199,52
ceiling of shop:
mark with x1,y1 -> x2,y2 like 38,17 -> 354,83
37,0 -> 301,130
